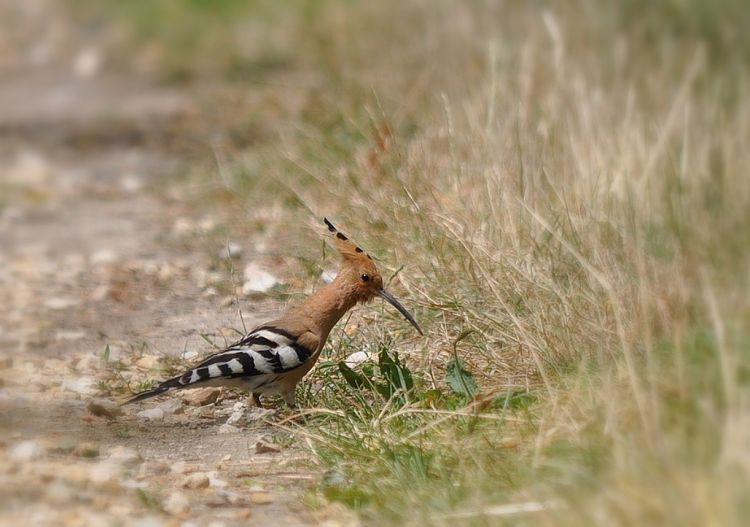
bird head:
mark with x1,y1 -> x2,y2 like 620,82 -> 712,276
324,218 -> 423,335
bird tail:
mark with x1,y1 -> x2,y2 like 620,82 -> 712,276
122,376 -> 183,405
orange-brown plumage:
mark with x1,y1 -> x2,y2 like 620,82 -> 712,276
124,218 -> 422,408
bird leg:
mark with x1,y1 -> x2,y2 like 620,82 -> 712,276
282,389 -> 296,408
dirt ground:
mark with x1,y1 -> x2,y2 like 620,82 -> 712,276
0,2 -> 348,525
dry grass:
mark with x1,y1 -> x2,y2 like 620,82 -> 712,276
83,0 -> 750,524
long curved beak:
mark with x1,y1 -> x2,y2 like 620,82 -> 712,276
377,289 -> 424,335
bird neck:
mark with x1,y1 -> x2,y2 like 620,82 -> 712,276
295,273 -> 360,341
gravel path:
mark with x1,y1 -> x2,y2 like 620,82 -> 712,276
0,2 -> 343,525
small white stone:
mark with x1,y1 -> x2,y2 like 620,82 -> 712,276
62,376 -> 97,396
75,353 -> 101,372
9,440 -> 44,462
218,242 -> 242,259
344,351 -> 372,367
218,424 -> 240,434
55,330 -> 86,342
45,297 -> 79,310
73,47 -> 102,78
137,408 -> 165,421
198,216 -> 217,232
120,174 -> 143,193
90,249 -> 118,266
91,285 -> 110,301
172,218 -> 194,236
156,399 -> 183,416
107,446 -> 142,467
135,355 -> 160,369
182,350 -> 199,361
242,263 -> 278,294
180,472 -> 210,489
321,269 -> 337,283
88,461 -> 120,483
130,517 -> 165,527
209,475 -> 228,488
245,407 -> 276,421
164,491 -> 190,515
7,150 -> 50,186
224,401 -> 247,425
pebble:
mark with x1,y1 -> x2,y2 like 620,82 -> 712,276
218,242 -> 242,259
87,399 -> 123,419
164,491 -> 190,515
156,398 -> 184,416
172,218 -> 194,236
182,350 -> 199,361
189,405 -> 216,419
246,407 -> 276,421
7,149 -> 51,186
209,475 -> 228,488
320,269 -> 337,283
107,446 -> 142,467
75,354 -> 101,372
250,491 -> 273,505
181,387 -> 221,406
91,284 -> 110,301
242,263 -> 278,294
225,405 -> 246,426
55,330 -> 86,341
255,440 -> 281,454
157,264 -> 176,281
62,376 -> 97,396
137,407 -> 165,421
90,249 -> 118,266
120,174 -> 143,193
130,517 -> 166,527
73,47 -> 102,78
180,472 -> 210,489
215,488 -> 246,506
9,440 -> 45,462
344,351 -> 372,367
88,461 -> 120,484
44,297 -> 79,310
218,424 -> 239,434
135,355 -> 160,369
198,216 -> 217,232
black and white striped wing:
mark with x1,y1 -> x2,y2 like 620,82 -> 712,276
182,327 -> 312,383
125,326 -> 312,403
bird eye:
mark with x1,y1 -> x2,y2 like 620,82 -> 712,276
360,274 -> 370,282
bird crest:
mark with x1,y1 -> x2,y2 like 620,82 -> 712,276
324,217 -> 374,265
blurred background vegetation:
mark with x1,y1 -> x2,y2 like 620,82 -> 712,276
67,0 -> 750,524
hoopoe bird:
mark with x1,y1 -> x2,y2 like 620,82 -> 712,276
124,218 -> 423,408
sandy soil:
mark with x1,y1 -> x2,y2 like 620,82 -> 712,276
0,2 -> 349,525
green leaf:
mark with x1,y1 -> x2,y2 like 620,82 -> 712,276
102,344 -> 111,362
338,361 -> 369,390
446,358 -> 479,397
378,349 -> 414,392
